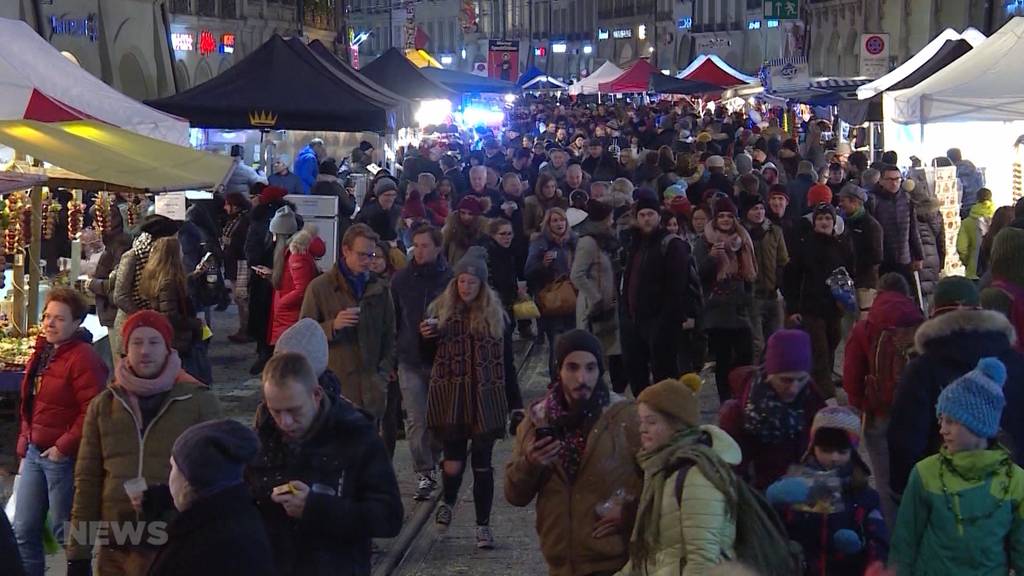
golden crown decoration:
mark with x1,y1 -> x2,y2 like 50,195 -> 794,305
248,109 -> 278,127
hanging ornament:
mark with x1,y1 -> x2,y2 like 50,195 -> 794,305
5,192 -> 24,254
94,192 -> 110,234
67,198 -> 84,240
126,193 -> 141,229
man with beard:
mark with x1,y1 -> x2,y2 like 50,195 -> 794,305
580,138 -> 618,182
505,330 -> 642,576
622,192 -> 702,395
741,195 -> 788,361
505,148 -> 535,189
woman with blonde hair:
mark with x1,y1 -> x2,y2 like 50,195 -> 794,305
524,173 -> 568,237
420,246 -> 508,550
139,237 -> 209,384
526,207 -> 578,377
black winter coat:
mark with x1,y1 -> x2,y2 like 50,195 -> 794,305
479,236 -> 519,311
915,201 -> 945,299
623,228 -> 699,327
888,309 -> 1024,496
391,257 -> 453,367
247,397 -> 404,576
844,211 -> 883,290
0,510 -> 23,576
148,484 -> 276,576
783,229 -> 854,318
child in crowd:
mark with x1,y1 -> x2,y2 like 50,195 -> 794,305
767,406 -> 889,575
890,357 -> 1024,575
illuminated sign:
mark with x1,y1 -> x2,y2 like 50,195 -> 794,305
638,24 -> 646,40
171,32 -> 194,52
612,28 -> 631,39
677,17 -> 692,30
552,42 -> 567,53
582,45 -> 593,54
198,30 -> 216,55
767,19 -> 780,28
534,46 -> 546,57
440,54 -> 454,65
597,28 -> 609,40
50,14 -> 98,42
747,20 -> 762,30
220,33 -> 235,54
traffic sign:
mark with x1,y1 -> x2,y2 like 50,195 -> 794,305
764,0 -> 799,20
860,33 -> 890,78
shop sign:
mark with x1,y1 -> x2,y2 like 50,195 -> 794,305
677,17 -> 692,30
171,32 -> 194,52
50,13 -> 98,42
597,28 -> 609,40
220,34 -> 235,54
612,28 -> 631,39
198,30 -> 217,56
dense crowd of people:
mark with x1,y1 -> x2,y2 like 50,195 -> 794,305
5,95 -> 1024,576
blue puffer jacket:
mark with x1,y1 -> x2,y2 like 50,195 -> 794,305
956,160 -> 985,219
293,145 -> 319,194
772,453 -> 889,576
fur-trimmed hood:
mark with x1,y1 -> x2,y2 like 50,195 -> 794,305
288,223 -> 325,257
915,309 -> 1018,355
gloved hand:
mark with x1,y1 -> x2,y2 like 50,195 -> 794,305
765,477 -> 811,505
833,528 -> 864,554
67,558 -> 92,576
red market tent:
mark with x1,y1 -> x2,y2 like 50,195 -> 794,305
598,59 -> 657,93
678,54 -> 757,88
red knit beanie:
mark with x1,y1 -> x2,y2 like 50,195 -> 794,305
807,184 -> 833,206
122,310 -> 174,351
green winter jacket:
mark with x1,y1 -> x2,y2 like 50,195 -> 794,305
956,200 -> 994,279
890,446 -> 1024,576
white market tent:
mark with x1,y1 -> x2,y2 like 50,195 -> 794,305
523,75 -> 569,91
857,27 -> 986,101
887,17 -> 1024,124
882,17 -> 1024,206
0,17 -> 189,145
568,61 -> 624,95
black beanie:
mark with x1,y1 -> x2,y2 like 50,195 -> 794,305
172,419 -> 261,499
555,329 -> 605,378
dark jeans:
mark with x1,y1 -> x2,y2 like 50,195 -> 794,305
442,436 -> 496,526
381,378 -> 402,459
503,319 -> 523,411
539,315 -> 576,378
622,316 -> 681,397
707,327 -> 754,403
801,313 -> 841,399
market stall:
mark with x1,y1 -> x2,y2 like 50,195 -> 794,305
357,47 -> 456,101
0,17 -> 188,144
420,67 -> 518,95
567,61 -> 624,96
597,59 -> 716,95
885,16 -> 1024,206
677,54 -> 757,89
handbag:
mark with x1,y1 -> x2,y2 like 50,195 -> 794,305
513,298 -> 541,320
537,277 -> 577,317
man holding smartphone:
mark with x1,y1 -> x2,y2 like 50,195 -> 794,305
505,330 -> 641,576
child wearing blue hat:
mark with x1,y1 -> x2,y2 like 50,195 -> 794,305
890,357 -> 1024,576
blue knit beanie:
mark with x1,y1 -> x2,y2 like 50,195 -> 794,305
936,357 -> 1007,439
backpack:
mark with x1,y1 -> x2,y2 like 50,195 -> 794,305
990,280 -> 1024,353
660,233 -> 704,312
674,452 -> 804,576
863,325 -> 919,418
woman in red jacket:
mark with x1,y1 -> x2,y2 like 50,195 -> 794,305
15,287 -> 107,576
269,224 -> 325,345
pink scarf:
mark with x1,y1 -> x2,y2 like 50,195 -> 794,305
704,222 -> 757,283
114,351 -> 182,425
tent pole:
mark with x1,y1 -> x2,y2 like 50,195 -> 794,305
11,247 -> 24,338
28,185 -> 41,329
69,190 -> 82,284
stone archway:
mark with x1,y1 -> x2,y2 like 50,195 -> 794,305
194,59 -> 213,87
174,60 -> 190,91
117,52 -> 151,100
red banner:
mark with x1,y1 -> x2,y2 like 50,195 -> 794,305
487,40 -> 518,82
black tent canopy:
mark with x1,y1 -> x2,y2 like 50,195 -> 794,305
650,73 -> 719,95
147,35 -> 408,132
356,47 -> 457,101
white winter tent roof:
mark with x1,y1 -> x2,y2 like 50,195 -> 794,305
857,27 -> 986,100
568,62 -> 624,95
0,17 -> 188,145
523,75 -> 569,91
887,17 -> 1024,125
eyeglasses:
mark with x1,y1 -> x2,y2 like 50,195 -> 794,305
353,251 -> 377,260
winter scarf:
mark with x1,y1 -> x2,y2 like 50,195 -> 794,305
114,350 -> 182,427
743,375 -> 808,445
426,313 -> 508,438
703,223 -> 757,283
130,232 -> 154,310
629,427 -> 738,571
542,379 -> 610,482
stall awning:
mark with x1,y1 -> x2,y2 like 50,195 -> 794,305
0,120 -> 234,191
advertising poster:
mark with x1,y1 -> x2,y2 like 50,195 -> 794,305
488,40 -> 519,82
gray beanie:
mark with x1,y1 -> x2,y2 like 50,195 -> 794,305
374,177 -> 399,196
798,160 -> 817,178
269,205 -> 298,236
453,245 -> 489,284
734,153 -> 753,175
275,318 -> 328,376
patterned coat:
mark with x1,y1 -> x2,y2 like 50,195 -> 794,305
426,313 -> 508,438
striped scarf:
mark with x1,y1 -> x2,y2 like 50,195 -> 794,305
130,232 -> 154,310
426,313 -> 508,438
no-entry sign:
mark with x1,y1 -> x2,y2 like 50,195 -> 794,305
860,33 -> 890,78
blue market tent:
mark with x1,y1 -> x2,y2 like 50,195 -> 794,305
421,68 -> 518,94
516,66 -> 545,87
